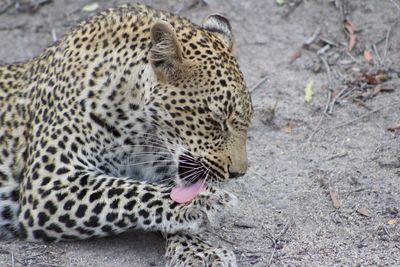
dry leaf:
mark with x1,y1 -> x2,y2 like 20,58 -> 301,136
372,85 -> 382,96
348,35 -> 356,52
276,0 -> 287,6
388,219 -> 397,225
282,121 -> 297,133
366,74 -> 378,84
82,2 -> 99,12
290,50 -> 302,64
357,207 -> 370,217
344,20 -> 357,52
304,80 -> 314,103
375,73 -> 387,82
364,49 -> 373,63
365,71 -> 387,85
344,20 -> 355,35
329,189 -> 341,209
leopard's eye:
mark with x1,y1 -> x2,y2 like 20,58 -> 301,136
211,112 -> 230,132
229,117 -> 248,132
212,111 -> 224,122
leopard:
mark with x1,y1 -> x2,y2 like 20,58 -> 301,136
0,3 -> 252,266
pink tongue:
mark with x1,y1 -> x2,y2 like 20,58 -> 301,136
170,179 -> 207,204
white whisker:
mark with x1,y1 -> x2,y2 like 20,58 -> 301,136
117,159 -> 173,167
178,166 -> 204,178
181,169 -> 205,183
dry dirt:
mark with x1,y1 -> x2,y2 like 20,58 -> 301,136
0,0 -> 400,266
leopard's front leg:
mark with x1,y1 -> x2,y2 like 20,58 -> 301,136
165,232 -> 237,267
163,187 -> 238,267
18,171 -> 236,242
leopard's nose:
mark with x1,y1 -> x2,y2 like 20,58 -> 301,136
228,171 -> 245,179
228,157 -> 248,178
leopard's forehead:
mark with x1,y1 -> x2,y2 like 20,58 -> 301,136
167,28 -> 253,123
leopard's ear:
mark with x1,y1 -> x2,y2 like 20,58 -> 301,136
203,14 -> 234,50
150,21 -> 184,81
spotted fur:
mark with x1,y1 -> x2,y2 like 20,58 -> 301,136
0,3 -> 252,266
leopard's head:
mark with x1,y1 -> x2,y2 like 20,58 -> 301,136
148,15 -> 253,185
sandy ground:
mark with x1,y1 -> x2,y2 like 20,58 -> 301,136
0,0 -> 400,266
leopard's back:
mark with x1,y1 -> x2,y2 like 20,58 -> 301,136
0,63 -> 32,238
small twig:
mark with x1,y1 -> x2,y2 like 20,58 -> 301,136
247,168 -> 270,183
35,263 -> 61,267
14,0 -> 52,13
237,256 -> 261,264
233,222 -> 256,229
276,220 -> 291,239
264,229 -> 275,244
332,68 -> 345,81
312,47 -> 333,136
389,0 -> 400,12
268,243 -> 277,267
382,26 -> 392,64
339,0 -> 346,21
374,36 -> 387,46
36,0 -> 53,5
0,250 -> 16,267
332,103 -> 398,129
328,87 -> 347,114
0,0 -> 16,15
320,37 -> 339,47
304,27 -> 321,46
376,224 -> 392,238
236,249 -> 262,264
24,251 -> 47,259
326,151 -> 348,161
250,74 -> 272,94
317,44 -> 331,55
306,115 -> 324,144
173,0 -> 207,13
10,251 -> 15,267
372,44 -> 383,65
324,90 -> 332,114
207,230 -> 238,246
306,89 -> 331,144
382,20 -> 399,65
306,114 -> 325,144
23,245 -> 45,251
333,109 -> 381,129
235,249 -> 264,254
282,0 -> 303,18
51,28 -> 58,43
265,219 -> 292,266
338,87 -> 356,101
346,51 -> 362,65
318,55 -> 333,92
13,256 -> 24,266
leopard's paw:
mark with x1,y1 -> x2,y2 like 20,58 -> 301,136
183,186 -> 237,230
164,187 -> 237,234
196,186 -> 238,225
166,233 -> 237,267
